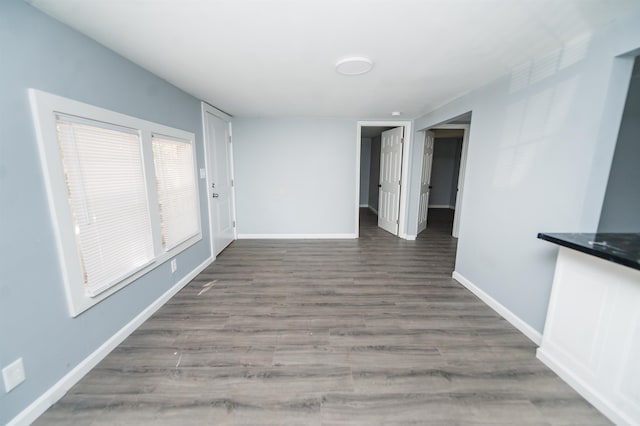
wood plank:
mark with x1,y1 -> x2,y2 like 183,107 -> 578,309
35,209 -> 609,425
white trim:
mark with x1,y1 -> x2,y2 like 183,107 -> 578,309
356,120 -> 412,238
405,235 -> 417,240
453,125 -> 469,238
398,123 -> 412,237
237,234 -> 357,239
8,256 -> 214,426
536,348 -> 634,426
355,125 -> 362,238
359,203 -> 369,208
452,271 -> 542,345
368,206 -> 378,215
202,104 -> 216,258
228,121 -> 238,241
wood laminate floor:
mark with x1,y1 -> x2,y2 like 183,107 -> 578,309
36,209 -> 609,425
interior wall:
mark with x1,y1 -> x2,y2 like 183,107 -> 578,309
407,10 -> 640,334
360,138 -> 372,206
0,1 -> 211,423
429,137 -> 462,208
368,135 -> 382,212
598,56 -> 640,232
232,117 -> 357,236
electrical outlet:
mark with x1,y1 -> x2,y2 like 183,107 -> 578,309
3,358 -> 25,393
170,259 -> 177,273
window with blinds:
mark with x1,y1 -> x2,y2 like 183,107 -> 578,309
152,135 -> 200,251
30,89 -> 202,316
56,117 -> 155,296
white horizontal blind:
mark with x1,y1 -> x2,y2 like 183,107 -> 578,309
152,135 -> 199,251
56,116 -> 155,296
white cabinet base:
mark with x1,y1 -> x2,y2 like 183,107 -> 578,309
537,247 -> 640,425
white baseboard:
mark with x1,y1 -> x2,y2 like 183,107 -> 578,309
452,271 -> 542,345
536,348 -> 631,426
405,235 -> 417,240
428,204 -> 455,209
8,256 -> 214,426
237,233 -> 357,239
368,206 -> 378,215
359,203 -> 368,208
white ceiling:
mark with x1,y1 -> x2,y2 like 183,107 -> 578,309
28,0 -> 638,119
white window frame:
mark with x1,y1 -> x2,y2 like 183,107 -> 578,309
29,89 -> 202,316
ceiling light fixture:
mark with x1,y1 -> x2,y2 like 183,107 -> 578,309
391,111 -> 402,116
335,57 -> 374,76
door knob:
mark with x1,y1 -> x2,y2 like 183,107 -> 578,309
212,193 -> 219,198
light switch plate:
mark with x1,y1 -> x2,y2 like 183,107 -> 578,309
3,358 -> 25,393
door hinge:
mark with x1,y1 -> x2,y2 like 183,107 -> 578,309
398,180 -> 401,186
400,138 -> 404,144
396,219 -> 399,224
232,221 -> 236,228
228,135 -> 232,143
231,179 -> 234,187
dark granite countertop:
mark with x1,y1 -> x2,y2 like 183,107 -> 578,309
538,232 -> 640,271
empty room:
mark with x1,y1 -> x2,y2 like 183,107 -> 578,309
2,0 -> 640,424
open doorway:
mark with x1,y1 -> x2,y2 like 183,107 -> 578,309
356,121 -> 412,238
359,126 -> 391,216
417,112 -> 471,238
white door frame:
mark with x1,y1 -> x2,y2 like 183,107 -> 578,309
356,120 -> 412,239
425,123 -> 470,238
201,102 -> 237,259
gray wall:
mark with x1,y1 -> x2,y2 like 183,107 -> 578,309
0,1 -> 211,422
407,10 -> 640,333
430,138 -> 462,208
232,118 -> 357,235
368,135 -> 382,212
360,138 -> 372,205
598,56 -> 640,232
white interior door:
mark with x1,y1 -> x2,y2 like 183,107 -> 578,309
203,104 -> 235,255
378,127 -> 404,235
417,131 -> 435,234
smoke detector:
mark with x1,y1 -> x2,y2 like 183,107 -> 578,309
335,57 -> 374,76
